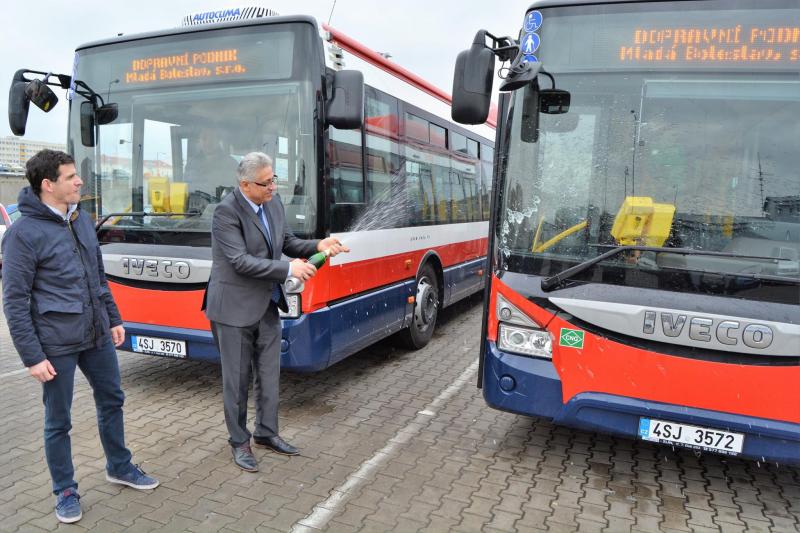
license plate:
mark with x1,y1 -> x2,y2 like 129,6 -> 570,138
639,417 -> 744,456
131,335 -> 186,358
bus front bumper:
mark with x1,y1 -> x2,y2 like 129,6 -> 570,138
120,312 -> 332,372
483,341 -> 800,465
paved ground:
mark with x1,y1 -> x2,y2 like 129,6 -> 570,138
1,294 -> 799,532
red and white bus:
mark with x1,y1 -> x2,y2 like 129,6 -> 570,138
452,0 -> 799,463
9,8 -> 495,370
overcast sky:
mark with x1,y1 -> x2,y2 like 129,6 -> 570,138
2,0 -> 530,144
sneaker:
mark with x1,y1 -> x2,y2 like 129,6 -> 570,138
106,464 -> 159,490
55,488 -> 82,523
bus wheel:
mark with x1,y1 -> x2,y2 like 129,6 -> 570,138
398,264 -> 439,349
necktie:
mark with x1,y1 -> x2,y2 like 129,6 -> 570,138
256,206 -> 282,304
256,206 -> 272,248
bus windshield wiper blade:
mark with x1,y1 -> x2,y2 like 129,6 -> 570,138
659,264 -> 800,285
540,245 -> 793,292
95,211 -> 201,230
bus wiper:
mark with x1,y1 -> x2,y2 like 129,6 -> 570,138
540,245 -> 795,291
95,211 -> 201,230
658,264 -> 800,284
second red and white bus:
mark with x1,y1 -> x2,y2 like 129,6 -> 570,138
452,0 -> 799,464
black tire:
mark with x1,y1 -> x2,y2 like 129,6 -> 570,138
397,263 -> 439,349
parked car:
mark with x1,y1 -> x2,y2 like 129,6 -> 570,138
0,203 -> 19,269
5,203 -> 19,223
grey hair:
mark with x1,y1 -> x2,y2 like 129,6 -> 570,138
237,152 -> 273,183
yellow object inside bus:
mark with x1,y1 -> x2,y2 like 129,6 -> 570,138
531,196 -> 676,253
610,196 -> 675,247
533,220 -> 588,253
148,177 -> 188,216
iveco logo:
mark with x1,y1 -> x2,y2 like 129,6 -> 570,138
122,257 -> 191,280
643,311 -> 773,349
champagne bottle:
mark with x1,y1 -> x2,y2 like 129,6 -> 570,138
307,249 -> 330,268
285,249 -> 332,292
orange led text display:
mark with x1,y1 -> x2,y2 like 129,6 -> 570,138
619,25 -> 800,64
124,49 -> 247,83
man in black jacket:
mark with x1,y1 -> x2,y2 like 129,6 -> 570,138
1,150 -> 158,524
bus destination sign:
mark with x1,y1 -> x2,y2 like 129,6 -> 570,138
619,24 -> 800,65
539,9 -> 799,71
124,49 -> 248,84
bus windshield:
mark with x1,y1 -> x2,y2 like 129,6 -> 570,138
500,1 -> 800,301
69,23 -> 320,243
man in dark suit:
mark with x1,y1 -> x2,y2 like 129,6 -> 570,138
204,152 -> 347,471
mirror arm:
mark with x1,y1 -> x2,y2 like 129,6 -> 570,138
323,72 -> 334,104
17,70 -> 106,106
540,70 -> 556,90
16,69 -> 73,90
72,80 -> 105,106
480,32 -> 519,62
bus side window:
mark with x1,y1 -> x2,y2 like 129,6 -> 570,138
330,127 -> 364,204
450,170 -> 467,223
329,126 -> 365,232
481,144 -> 494,221
365,88 -> 405,228
466,139 -> 480,221
406,148 -> 437,226
405,113 -> 434,226
430,122 -> 450,224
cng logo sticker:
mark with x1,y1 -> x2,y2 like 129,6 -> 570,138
559,328 -> 585,349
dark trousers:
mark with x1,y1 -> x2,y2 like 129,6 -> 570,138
211,304 -> 281,446
43,340 -> 133,494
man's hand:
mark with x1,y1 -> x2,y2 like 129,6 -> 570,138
111,325 -> 125,347
28,360 -> 57,383
290,259 -> 317,282
318,237 -> 350,257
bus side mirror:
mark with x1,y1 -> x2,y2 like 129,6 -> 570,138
80,101 -> 96,147
25,78 -> 59,113
80,101 -> 118,147
8,70 -> 32,136
327,70 -> 364,130
96,103 -> 118,125
540,89 -> 570,114
452,31 -> 495,124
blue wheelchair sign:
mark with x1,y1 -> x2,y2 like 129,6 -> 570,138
524,11 -> 543,32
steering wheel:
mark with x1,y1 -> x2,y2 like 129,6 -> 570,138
187,191 -> 215,214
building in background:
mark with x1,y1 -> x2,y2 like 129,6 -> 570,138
0,136 -> 66,171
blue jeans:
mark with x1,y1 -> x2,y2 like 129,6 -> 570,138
43,340 -> 133,494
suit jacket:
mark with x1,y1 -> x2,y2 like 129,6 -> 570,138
204,188 -> 319,327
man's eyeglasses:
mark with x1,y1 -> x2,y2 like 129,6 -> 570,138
249,177 -> 278,188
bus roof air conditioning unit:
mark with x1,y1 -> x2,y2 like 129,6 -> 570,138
181,7 -> 279,27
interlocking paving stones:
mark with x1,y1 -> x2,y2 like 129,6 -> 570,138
0,293 -> 798,531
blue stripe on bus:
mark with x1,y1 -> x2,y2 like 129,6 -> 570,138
120,259 -> 483,370
483,341 -> 800,465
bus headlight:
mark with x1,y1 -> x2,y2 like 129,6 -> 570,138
279,294 -> 301,319
498,324 -> 552,359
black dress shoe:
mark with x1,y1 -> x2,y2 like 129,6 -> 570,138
231,443 -> 258,472
253,435 -> 299,455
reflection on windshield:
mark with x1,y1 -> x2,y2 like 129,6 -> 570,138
500,74 -> 800,284
75,82 -> 316,238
